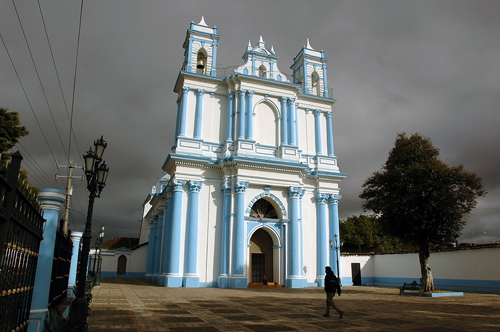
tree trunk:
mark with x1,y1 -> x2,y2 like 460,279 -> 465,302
418,242 -> 434,292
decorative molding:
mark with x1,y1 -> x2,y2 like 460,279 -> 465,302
316,193 -> 328,204
235,181 -> 249,193
188,180 -> 203,193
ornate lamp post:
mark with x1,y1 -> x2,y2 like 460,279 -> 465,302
330,234 -> 341,286
69,136 -> 109,331
94,225 -> 105,286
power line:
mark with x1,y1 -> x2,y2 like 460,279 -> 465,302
37,0 -> 88,233
36,0 -> 84,166
0,33 -> 59,165
11,0 -> 68,159
16,143 -> 57,189
68,0 -> 85,167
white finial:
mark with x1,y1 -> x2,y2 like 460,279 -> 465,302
259,35 -> 264,43
271,45 -> 275,54
248,40 -> 252,50
199,16 -> 207,26
306,38 -> 313,49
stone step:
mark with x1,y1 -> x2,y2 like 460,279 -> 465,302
248,282 -> 285,288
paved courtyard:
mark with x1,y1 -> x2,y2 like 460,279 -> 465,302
87,278 -> 500,331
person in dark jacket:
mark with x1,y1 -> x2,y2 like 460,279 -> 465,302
323,266 -> 344,318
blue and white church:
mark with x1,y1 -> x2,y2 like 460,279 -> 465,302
141,17 -> 347,288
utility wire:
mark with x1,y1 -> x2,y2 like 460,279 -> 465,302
11,0 -> 68,159
36,0 -> 84,165
17,142 -> 59,188
66,0 -> 89,230
0,33 -> 58,165
36,0 -> 87,231
68,0 -> 85,167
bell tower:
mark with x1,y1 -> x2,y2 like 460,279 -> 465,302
290,39 -> 329,98
182,16 -> 219,76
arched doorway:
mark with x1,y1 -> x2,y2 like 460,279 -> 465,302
249,229 -> 273,282
249,199 -> 278,283
117,255 -> 127,275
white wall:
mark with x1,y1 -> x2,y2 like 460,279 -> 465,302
97,245 -> 147,278
340,246 -> 500,293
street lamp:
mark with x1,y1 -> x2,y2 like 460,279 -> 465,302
333,234 -> 341,286
69,136 -> 109,331
94,225 -> 105,286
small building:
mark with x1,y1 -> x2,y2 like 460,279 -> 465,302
91,237 -> 147,278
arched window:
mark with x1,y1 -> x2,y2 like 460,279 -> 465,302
250,199 -> 278,219
311,71 -> 320,96
259,65 -> 267,78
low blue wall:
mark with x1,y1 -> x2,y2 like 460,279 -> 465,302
354,276 -> 500,293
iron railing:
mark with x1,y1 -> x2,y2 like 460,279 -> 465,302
0,152 -> 45,332
48,227 -> 73,309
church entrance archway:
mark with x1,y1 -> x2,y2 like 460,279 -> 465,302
248,198 -> 279,283
249,228 -> 274,282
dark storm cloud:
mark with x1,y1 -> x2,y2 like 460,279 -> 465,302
1,0 -> 499,243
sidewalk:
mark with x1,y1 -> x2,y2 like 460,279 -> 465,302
88,278 -> 500,331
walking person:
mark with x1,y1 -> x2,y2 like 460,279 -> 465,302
323,266 -> 344,318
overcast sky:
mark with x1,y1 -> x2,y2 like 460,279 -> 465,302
1,0 -> 499,244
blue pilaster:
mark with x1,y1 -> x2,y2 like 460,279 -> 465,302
329,194 -> 342,277
246,90 -> 254,140
299,190 -> 305,284
218,182 -> 232,288
145,217 -> 158,278
287,98 -> 296,145
67,231 -> 82,297
287,186 -> 306,288
211,33 -> 218,76
227,92 -> 234,141
183,180 -> 202,287
180,86 -> 189,136
322,61 -> 329,98
280,97 -> 288,145
175,99 -> 181,139
186,36 -> 193,72
29,188 -> 66,332
231,181 -> 248,288
326,111 -> 334,156
315,193 -> 328,286
153,211 -> 164,281
160,179 -> 185,287
295,101 -> 299,146
194,89 -> 205,138
302,60 -> 309,93
238,90 -> 246,139
314,109 -> 323,155
160,193 -> 173,281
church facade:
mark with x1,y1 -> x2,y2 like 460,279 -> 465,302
143,17 -> 347,288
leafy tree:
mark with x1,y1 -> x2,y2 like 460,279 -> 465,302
1,107 -> 29,156
340,214 -> 409,253
0,108 -> 37,201
359,133 -> 486,291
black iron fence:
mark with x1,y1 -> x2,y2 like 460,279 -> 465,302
0,152 -> 45,332
48,227 -> 73,309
